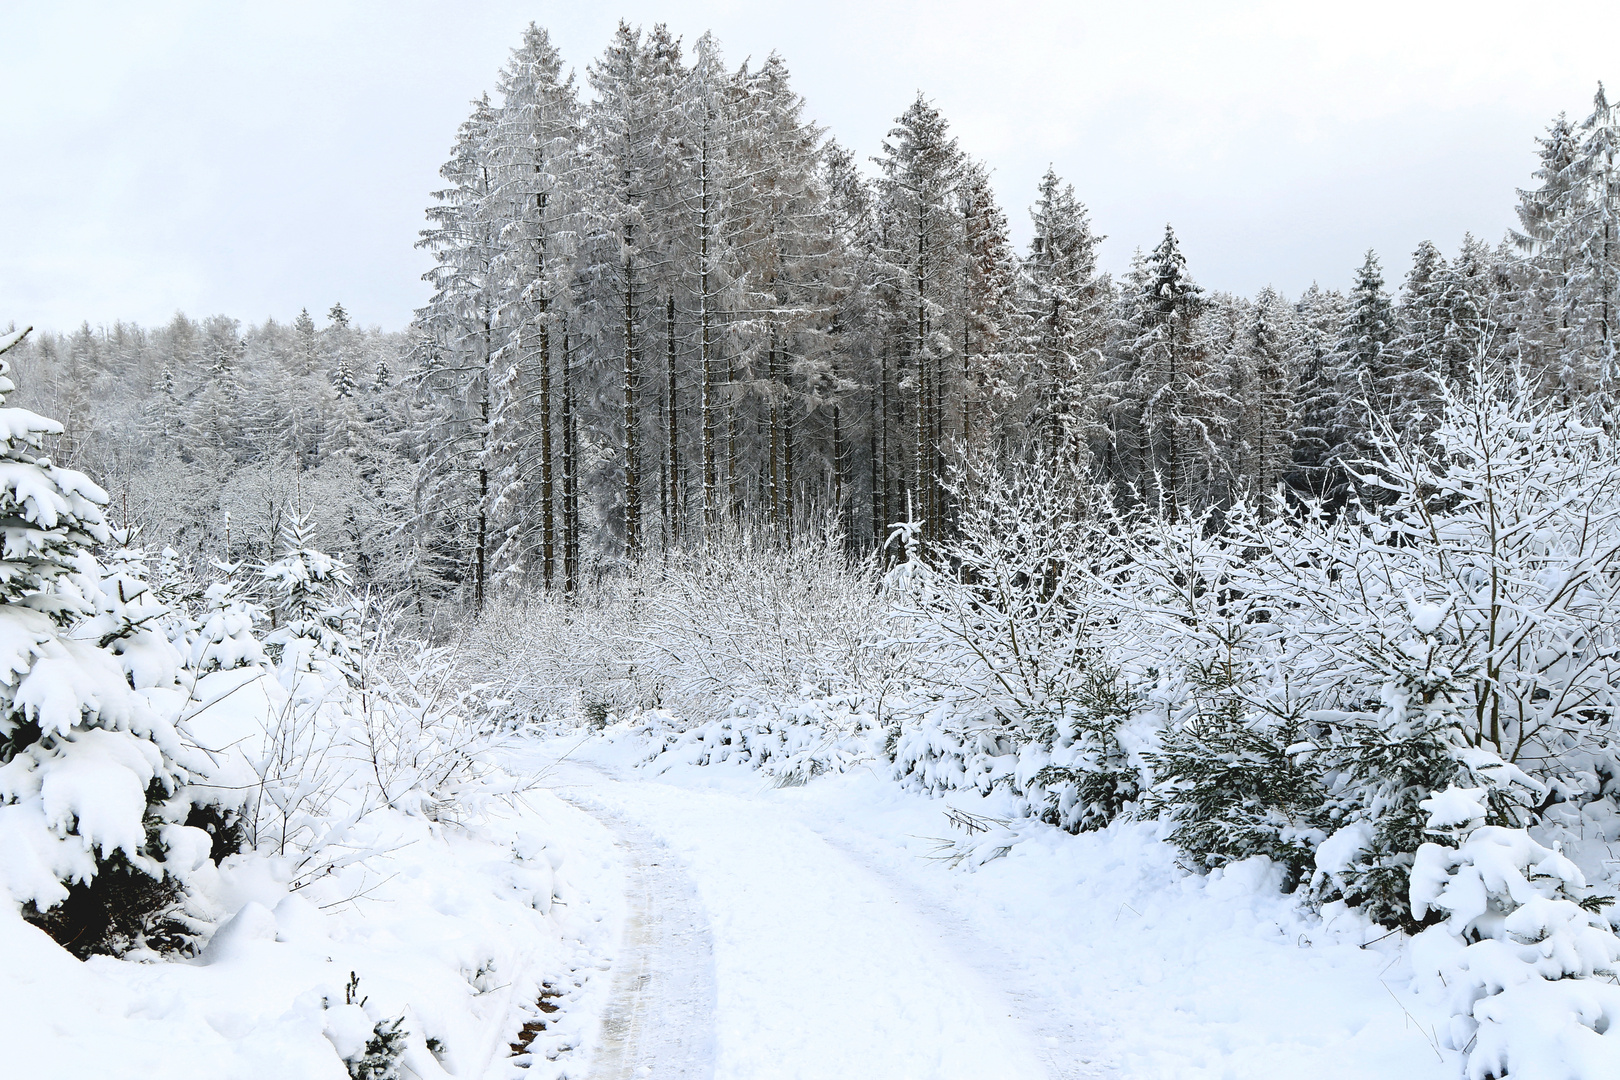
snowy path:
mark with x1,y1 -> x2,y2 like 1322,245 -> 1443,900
519,739 -> 1451,1080
540,757 -> 1058,1080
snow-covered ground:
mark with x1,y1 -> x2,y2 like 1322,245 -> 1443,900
1,721 -> 1503,1080
0,787 -> 625,1080
516,732 -> 1454,1080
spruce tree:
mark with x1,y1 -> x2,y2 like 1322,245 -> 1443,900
415,95 -> 506,609
0,329 -> 210,956
1022,167 -> 1105,479
873,94 -> 966,548
1329,251 -> 1395,495
491,23 -> 584,588
1123,225 -> 1207,517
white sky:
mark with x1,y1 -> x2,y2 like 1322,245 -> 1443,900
4,1 -> 1617,333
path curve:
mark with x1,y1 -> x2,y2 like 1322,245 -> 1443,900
544,758 -> 1054,1080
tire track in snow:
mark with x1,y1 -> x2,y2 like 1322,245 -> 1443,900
802,815 -> 1115,1080
556,784 -> 718,1080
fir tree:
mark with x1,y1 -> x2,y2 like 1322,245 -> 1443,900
1022,167 -> 1105,479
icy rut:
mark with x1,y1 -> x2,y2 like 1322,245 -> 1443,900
546,761 -> 1055,1080
567,797 -> 718,1080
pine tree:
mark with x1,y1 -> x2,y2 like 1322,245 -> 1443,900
681,32 -> 744,534
1288,283 -> 1347,500
1022,167 -> 1105,479
491,24 -> 584,588
958,160 -> 1020,458
0,329 -> 212,956
732,51 -> 829,539
1122,225 -> 1207,517
1232,287 -> 1297,506
415,95 -> 506,609
260,510 -> 360,684
587,23 -> 667,559
1510,113 -> 1584,399
821,139 -> 882,548
1389,239 -> 1448,422
1329,251 -> 1395,493
873,94 -> 966,548
1572,84 -> 1620,391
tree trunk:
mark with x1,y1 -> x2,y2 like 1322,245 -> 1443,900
727,352 -> 740,520
623,246 -> 641,559
768,334 -> 780,532
699,126 -> 718,533
536,189 -> 555,591
784,348 -> 795,543
666,293 -> 680,544
561,329 -> 579,595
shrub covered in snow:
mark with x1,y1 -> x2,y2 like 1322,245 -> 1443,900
651,693 -> 882,786
1116,365 -> 1620,926
453,525 -> 892,729
884,454 -> 1144,833
1408,786 -> 1620,1079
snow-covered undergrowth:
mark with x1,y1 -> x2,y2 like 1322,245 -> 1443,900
1410,786 -> 1620,1080
455,526 -> 900,730
0,330 -> 614,1080
649,692 -> 884,786
2,792 -> 614,1079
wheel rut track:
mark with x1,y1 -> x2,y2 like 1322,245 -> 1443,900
554,776 -> 718,1080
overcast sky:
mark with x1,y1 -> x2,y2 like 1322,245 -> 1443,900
4,1 -> 1617,333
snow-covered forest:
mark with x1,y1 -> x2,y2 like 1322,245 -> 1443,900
5,18 -> 1620,1080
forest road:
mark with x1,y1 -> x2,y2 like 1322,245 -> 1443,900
540,757 -> 1071,1080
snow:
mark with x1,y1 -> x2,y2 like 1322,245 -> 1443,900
1419,784 -> 1490,835
2,694 -> 1603,1080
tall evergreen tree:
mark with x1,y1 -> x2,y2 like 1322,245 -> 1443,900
1021,167 -> 1105,479
414,94 -> 505,609
490,24 -> 584,589
873,94 -> 966,547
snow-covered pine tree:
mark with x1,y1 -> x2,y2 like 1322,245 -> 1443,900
820,138 -> 886,548
1571,83 -> 1620,400
1288,283 -> 1347,500
873,94 -> 966,549
1234,287 -> 1297,507
294,307 -> 318,374
957,159 -> 1021,458
586,22 -> 672,559
0,328 -> 219,956
1389,240 -> 1448,427
681,32 -> 745,534
1510,113 -> 1585,401
1327,251 -> 1394,497
415,94 -> 507,609
1436,234 -> 1493,386
1121,225 -> 1209,518
1022,167 -> 1106,482
260,509 -> 361,686
490,23 -> 584,589
732,51 -> 829,539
